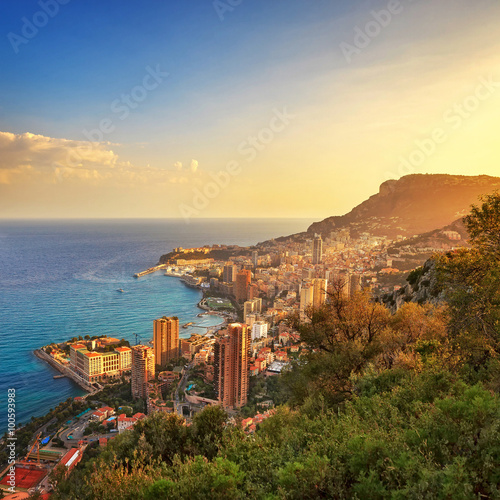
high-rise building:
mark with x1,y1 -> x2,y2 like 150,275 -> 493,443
214,323 -> 250,409
251,321 -> 268,341
251,297 -> 262,314
245,313 -> 257,329
331,271 -> 350,298
153,317 -> 179,366
223,264 -> 237,284
243,298 -> 262,322
252,250 -> 259,268
350,273 -> 361,297
248,283 -> 259,300
243,301 -> 255,323
234,269 -> 252,302
312,278 -> 328,310
312,234 -> 323,265
300,281 -> 314,318
131,345 -> 155,399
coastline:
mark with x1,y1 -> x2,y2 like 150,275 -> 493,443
29,267 -> 227,428
33,348 -> 97,395
1,219 -> 303,439
165,274 -> 230,332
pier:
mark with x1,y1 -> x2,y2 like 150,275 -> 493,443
33,349 -> 98,395
133,264 -> 168,278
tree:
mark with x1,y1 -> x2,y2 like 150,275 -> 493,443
49,463 -> 67,487
433,193 -> 500,370
191,405 -> 227,459
284,286 -> 392,408
464,192 -> 500,260
132,412 -> 189,465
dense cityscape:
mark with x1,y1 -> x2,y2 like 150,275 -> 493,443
1,222 -> 470,497
2,0 -> 500,497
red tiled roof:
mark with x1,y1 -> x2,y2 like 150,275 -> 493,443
61,448 -> 79,466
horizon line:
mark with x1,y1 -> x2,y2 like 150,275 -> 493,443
0,216 -> 324,221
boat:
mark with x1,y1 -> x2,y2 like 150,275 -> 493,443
53,374 -> 65,379
117,289 -> 125,293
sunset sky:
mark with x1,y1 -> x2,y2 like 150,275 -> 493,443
1,0 -> 499,219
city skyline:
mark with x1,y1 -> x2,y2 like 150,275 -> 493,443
1,0 -> 500,219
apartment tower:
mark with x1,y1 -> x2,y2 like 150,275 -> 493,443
312,234 -> 323,265
131,345 -> 155,399
312,278 -> 328,310
234,270 -> 252,302
214,323 -> 250,409
153,316 -> 179,366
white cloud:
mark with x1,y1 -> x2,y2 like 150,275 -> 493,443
0,131 -> 201,186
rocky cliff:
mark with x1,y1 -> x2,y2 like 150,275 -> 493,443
307,174 -> 500,239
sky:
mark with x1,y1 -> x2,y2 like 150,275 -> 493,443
1,0 -> 499,219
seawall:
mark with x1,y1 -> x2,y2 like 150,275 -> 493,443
33,349 -> 97,395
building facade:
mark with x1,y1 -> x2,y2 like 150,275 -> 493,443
131,345 -> 155,399
153,316 -> 179,366
69,343 -> 131,384
223,264 -> 237,284
312,234 -> 323,265
251,321 -> 268,341
214,323 -> 250,409
234,270 -> 252,302
312,278 -> 328,310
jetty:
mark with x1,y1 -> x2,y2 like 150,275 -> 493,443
33,349 -> 98,394
133,264 -> 168,278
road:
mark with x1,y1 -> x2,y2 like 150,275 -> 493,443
174,363 -> 193,416
59,412 -> 93,445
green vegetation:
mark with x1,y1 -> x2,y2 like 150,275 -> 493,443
87,381 -> 145,415
407,266 -> 424,286
240,374 -> 287,417
52,194 -> 500,499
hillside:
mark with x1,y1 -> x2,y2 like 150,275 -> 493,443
389,218 -> 470,252
307,174 -> 500,239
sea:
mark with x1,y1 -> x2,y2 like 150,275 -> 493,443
0,218 -> 314,434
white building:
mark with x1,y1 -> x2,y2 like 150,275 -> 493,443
251,321 -> 268,341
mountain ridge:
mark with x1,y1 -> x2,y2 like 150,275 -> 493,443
306,174 -> 500,240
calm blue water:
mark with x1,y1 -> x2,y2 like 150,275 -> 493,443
0,218 -> 314,433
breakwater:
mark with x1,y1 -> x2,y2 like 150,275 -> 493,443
33,349 -> 97,395
133,264 -> 168,278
